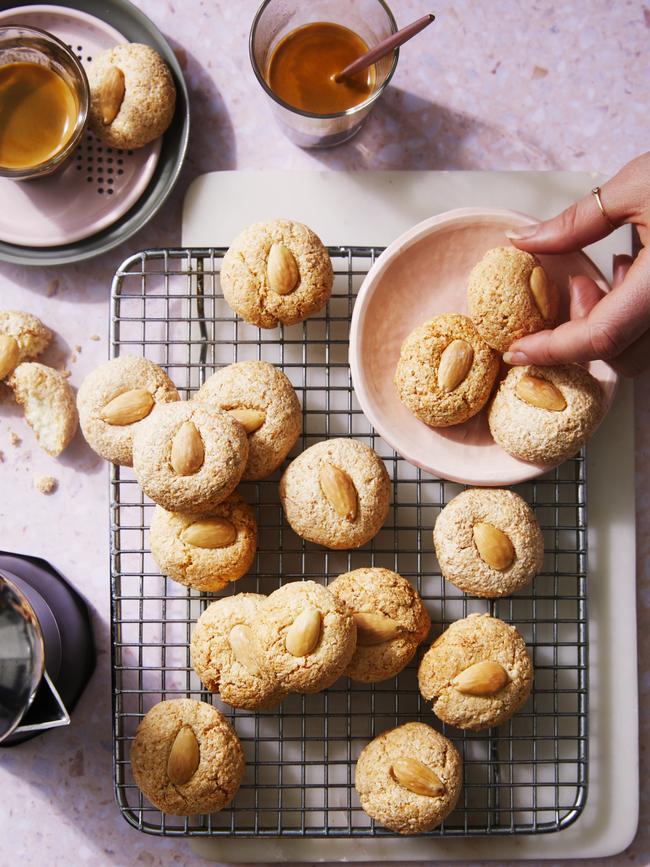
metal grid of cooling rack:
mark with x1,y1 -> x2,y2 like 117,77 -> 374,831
110,247 -> 588,838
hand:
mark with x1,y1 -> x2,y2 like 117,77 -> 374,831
503,151 -> 650,376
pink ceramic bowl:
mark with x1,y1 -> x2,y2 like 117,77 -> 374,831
349,207 -> 617,486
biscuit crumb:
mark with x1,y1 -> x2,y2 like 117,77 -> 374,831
9,430 -> 21,447
90,334 -> 101,342
74,345 -> 82,353
60,368 -> 72,379
70,353 -> 77,364
34,475 -> 58,495
46,279 -> 60,297
0,450 -> 4,462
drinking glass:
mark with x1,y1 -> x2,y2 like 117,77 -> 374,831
0,26 -> 89,180
250,0 -> 398,149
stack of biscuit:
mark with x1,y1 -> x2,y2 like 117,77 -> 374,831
394,245 -> 605,465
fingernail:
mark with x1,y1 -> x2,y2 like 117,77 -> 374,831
505,223 -> 540,241
613,254 -> 626,270
503,351 -> 530,365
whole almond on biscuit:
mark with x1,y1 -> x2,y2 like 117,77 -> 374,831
100,388 -> 154,425
170,421 -> 205,475
515,374 -> 567,412
437,339 -> 474,392
267,243 -> 299,296
452,660 -> 510,696
166,725 -> 200,786
318,463 -> 358,521
390,757 -> 445,797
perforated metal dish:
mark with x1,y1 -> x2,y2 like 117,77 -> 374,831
110,247 -> 588,838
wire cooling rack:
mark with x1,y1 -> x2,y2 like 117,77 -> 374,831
110,247 -> 588,838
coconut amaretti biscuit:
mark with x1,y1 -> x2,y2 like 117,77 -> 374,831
279,438 -> 390,549
220,219 -> 333,328
77,355 -> 179,466
488,363 -> 604,464
329,567 -> 430,682
394,313 -> 500,427
418,613 -> 533,731
467,246 -> 559,351
433,488 -> 544,598
130,698 -> 244,815
196,360 -> 301,480
355,722 -> 462,834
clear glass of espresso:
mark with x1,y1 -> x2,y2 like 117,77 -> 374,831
250,0 -> 398,149
0,26 -> 89,180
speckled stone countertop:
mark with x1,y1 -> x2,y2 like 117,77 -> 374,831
0,1 -> 648,865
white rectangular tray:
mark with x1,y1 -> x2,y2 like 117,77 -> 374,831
182,171 -> 637,861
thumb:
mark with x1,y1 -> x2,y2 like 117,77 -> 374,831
568,274 -> 605,319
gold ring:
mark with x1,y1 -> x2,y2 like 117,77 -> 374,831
591,186 -> 616,230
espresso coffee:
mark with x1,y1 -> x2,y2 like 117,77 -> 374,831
0,61 -> 78,169
267,22 -> 375,115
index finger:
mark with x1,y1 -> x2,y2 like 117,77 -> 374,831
506,152 -> 649,254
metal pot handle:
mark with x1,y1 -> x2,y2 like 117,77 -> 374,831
14,670 -> 70,734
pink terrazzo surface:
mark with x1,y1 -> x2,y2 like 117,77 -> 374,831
0,1 -> 648,865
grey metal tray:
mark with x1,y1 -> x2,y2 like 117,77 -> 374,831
0,0 -> 189,266
110,247 -> 588,837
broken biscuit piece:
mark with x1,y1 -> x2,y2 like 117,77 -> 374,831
8,362 -> 78,456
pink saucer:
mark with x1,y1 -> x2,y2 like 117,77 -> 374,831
0,5 -> 161,247
349,208 -> 617,486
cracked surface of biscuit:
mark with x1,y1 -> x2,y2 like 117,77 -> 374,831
418,613 -> 533,731
132,401 -> 249,513
488,363 -> 604,463
150,492 -> 257,591
433,488 -> 544,597
8,362 -> 77,456
87,43 -> 176,149
329,567 -> 430,682
130,698 -> 244,815
259,580 -> 357,694
220,219 -> 333,328
394,313 -> 500,427
279,438 -> 390,549
467,246 -> 558,351
77,355 -> 179,466
196,360 -> 301,480
355,721 -> 462,834
190,594 -> 287,710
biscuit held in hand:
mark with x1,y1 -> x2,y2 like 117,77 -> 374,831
505,151 -> 650,375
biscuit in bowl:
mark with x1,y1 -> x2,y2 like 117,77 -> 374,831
394,313 -> 499,427
488,363 -> 604,464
